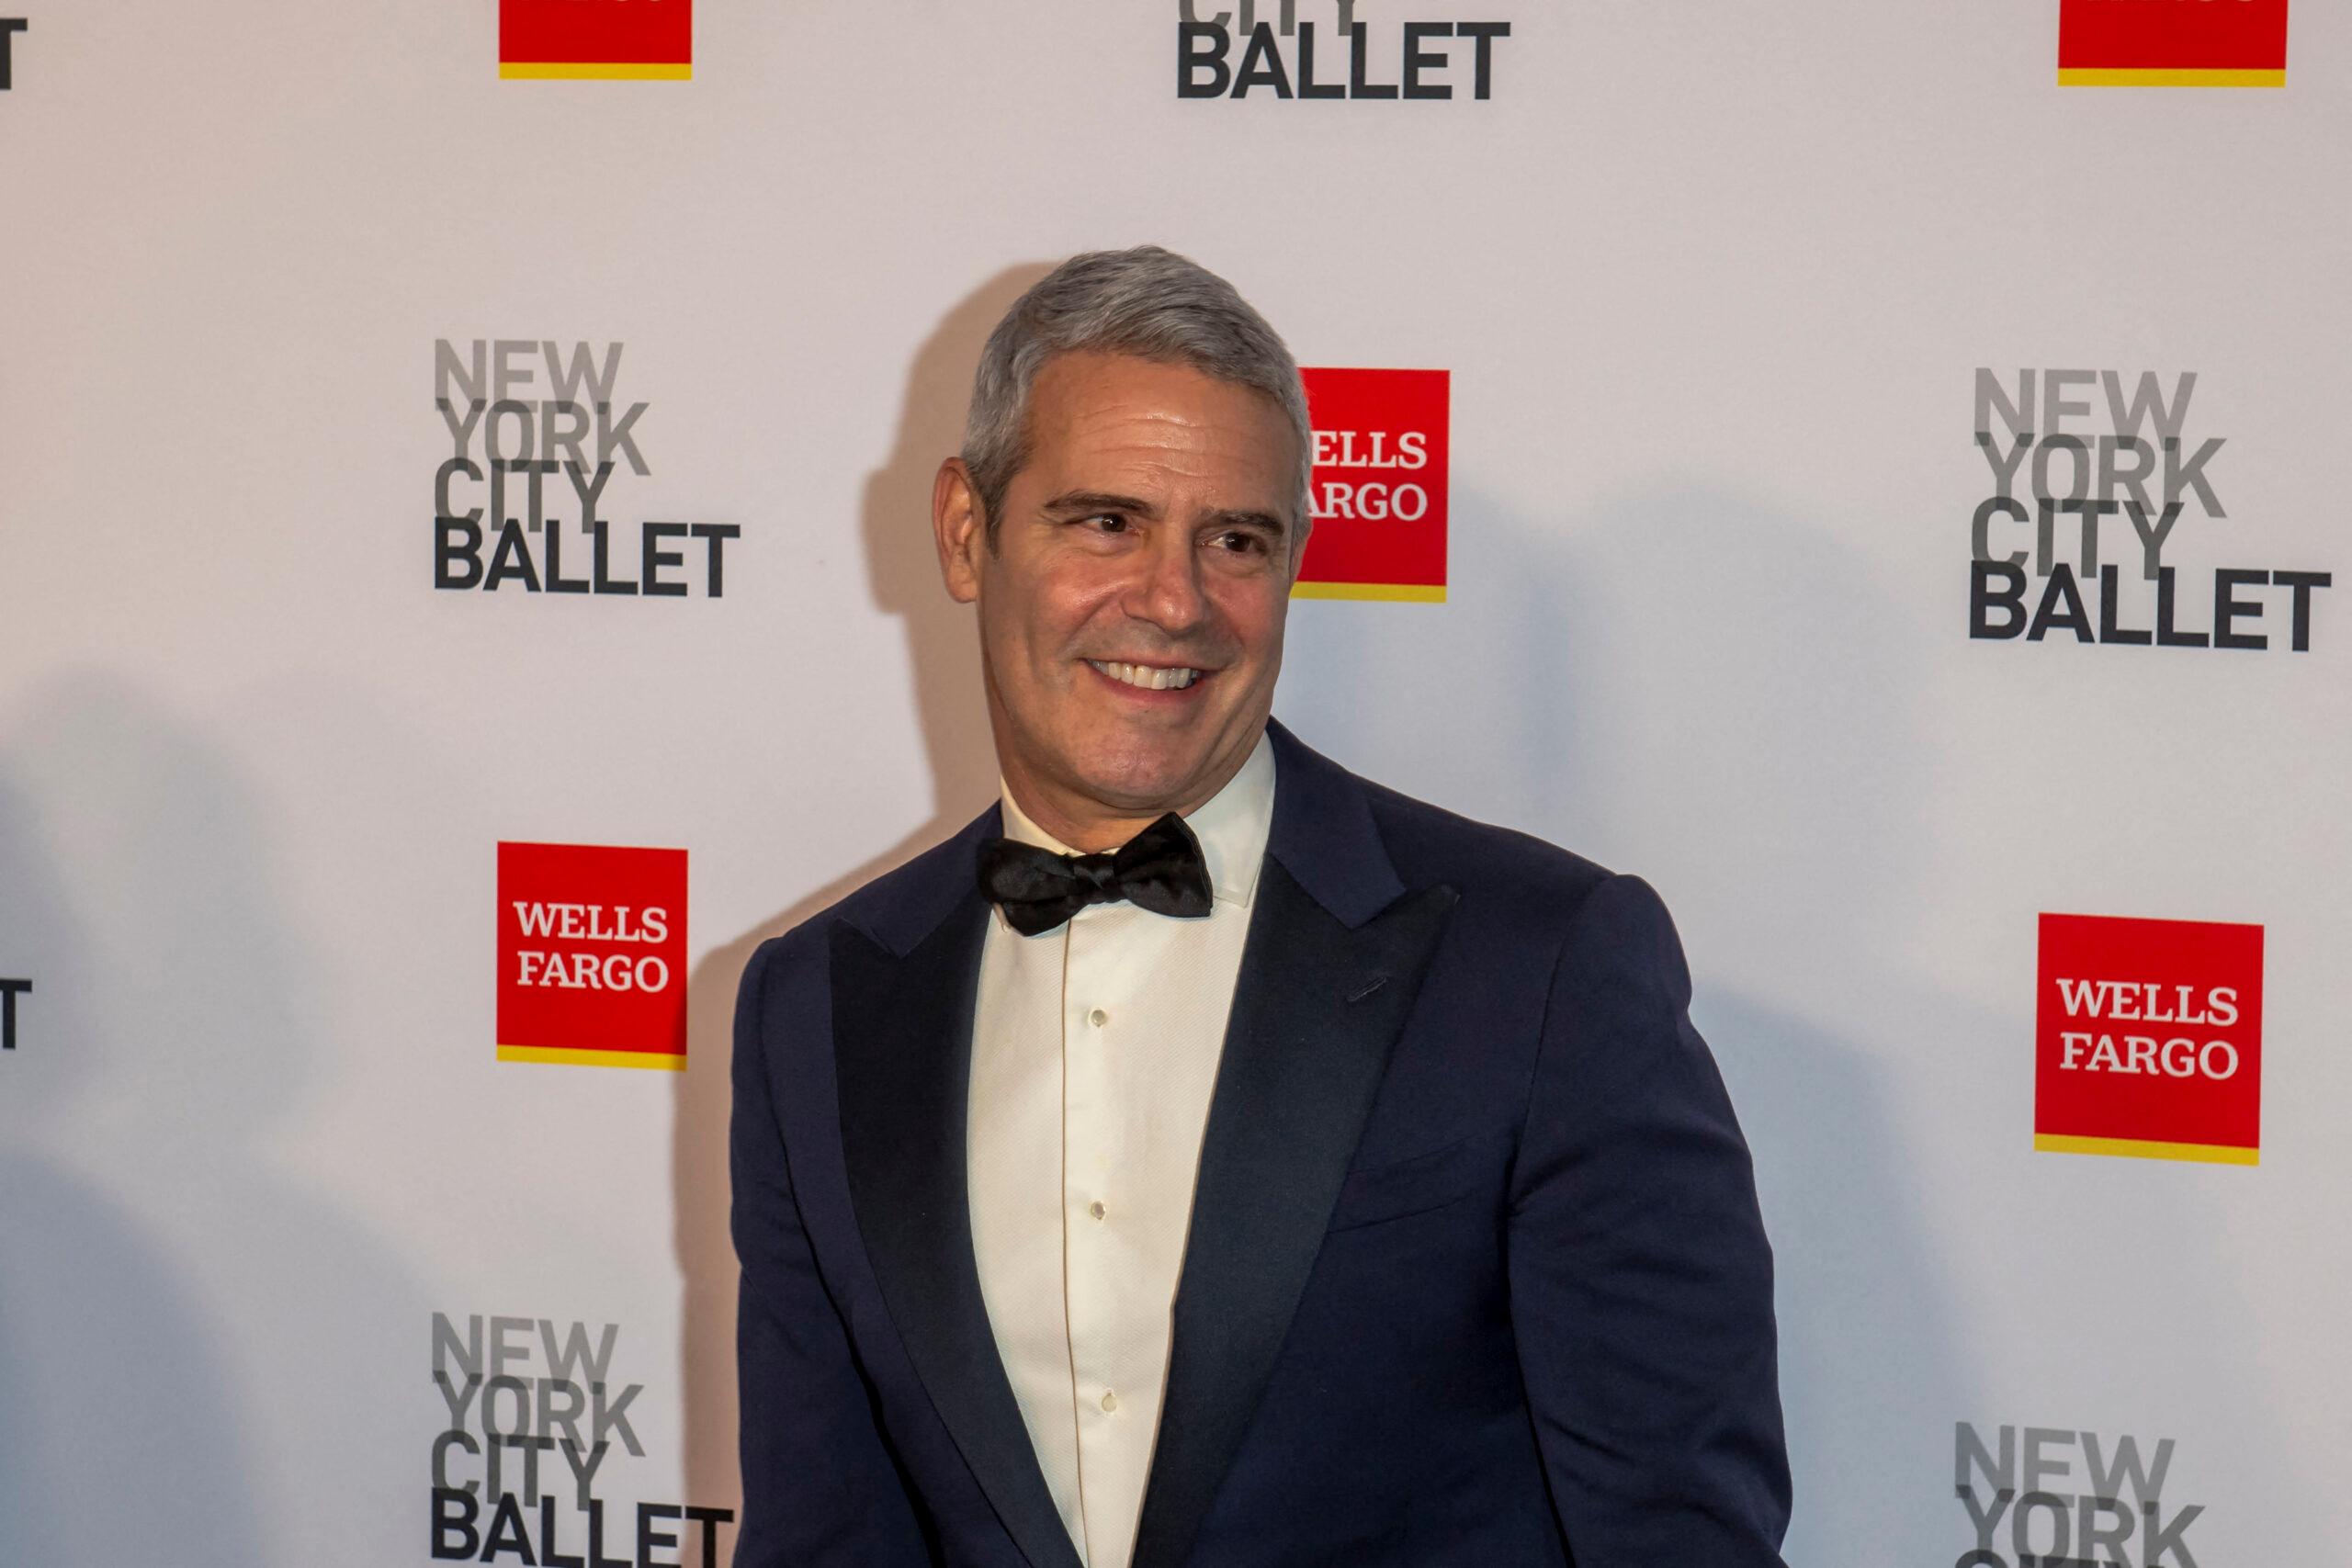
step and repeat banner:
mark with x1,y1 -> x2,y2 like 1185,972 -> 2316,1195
3,3 -> 2346,1564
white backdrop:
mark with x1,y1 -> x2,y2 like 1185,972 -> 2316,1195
4,3 -> 2347,1563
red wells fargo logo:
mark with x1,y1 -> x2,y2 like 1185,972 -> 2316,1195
2035,912 -> 2263,1165
501,0 -> 693,82
2059,0 -> 2287,88
498,841 -> 688,1070
1294,367 -> 1450,604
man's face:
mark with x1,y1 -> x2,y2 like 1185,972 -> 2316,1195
934,351 -> 1303,834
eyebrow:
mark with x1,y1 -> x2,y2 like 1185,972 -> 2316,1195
1041,490 -> 1159,519
1039,490 -> 1291,538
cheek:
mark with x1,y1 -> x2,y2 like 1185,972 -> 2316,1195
989,573 -> 1112,688
1215,583 -> 1289,669
1035,572 -> 1126,653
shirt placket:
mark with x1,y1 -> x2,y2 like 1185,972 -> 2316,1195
1060,903 -> 1128,1546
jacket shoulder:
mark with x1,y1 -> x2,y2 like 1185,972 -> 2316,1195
1356,774 -> 1620,933
1351,774 -> 1702,1020
750,807 -> 997,985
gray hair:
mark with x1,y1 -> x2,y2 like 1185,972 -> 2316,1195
961,245 -> 1312,544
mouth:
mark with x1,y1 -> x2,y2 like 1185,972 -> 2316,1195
1085,659 -> 1208,693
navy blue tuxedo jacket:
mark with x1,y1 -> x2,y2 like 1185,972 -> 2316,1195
730,720 -> 1791,1566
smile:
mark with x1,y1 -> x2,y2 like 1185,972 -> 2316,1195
1085,660 -> 1204,691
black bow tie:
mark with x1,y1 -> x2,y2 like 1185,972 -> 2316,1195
977,811 -> 1216,936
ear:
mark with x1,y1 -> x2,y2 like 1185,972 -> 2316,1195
933,458 -> 985,604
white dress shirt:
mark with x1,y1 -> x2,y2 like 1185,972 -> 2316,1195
967,731 -> 1277,1568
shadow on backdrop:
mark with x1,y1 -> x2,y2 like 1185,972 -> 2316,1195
1527,488 -> 1983,1562
671,264 -> 1052,1539
1286,482 -> 1987,1558
0,676 -> 431,1566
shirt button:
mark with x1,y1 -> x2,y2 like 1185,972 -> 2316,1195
1087,1008 -> 1109,1028
1089,1201 -> 1106,1221
1101,1390 -> 1118,1413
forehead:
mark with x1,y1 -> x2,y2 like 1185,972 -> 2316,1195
1021,352 -> 1297,492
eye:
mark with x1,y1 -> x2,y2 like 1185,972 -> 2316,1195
1211,528 -> 1271,555
1084,513 -> 1129,534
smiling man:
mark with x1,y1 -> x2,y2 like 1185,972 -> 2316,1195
730,247 -> 1792,1567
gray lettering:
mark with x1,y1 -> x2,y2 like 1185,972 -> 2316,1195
2163,437 -> 2225,516
433,1429 -> 480,1495
2102,369 -> 2195,442
2083,1432 -> 2175,1506
436,399 -> 485,461
433,1371 -> 481,1428
2125,502 -> 2183,581
2078,1495 -> 2134,1559
565,461 -> 615,520
537,1319 -> 620,1385
595,401 -> 650,475
2012,1490 -> 2071,1562
2022,1427 -> 2074,1492
2143,1500 -> 2203,1567
483,1374 -> 532,1438
433,1313 -> 484,1380
537,1378 -> 586,1450
541,340 -> 622,406
2031,435 -> 2091,503
2042,369 -> 2095,434
434,340 -> 487,407
1973,496 -> 2030,565
1974,368 -> 2035,441
492,339 -> 537,400
2056,499 -> 2117,577
1978,433 -> 2031,498
485,401 -> 536,464
2098,435 -> 2154,512
540,400 -> 590,472
591,1381 -> 645,1457
560,1438 -> 610,1510
1179,0 -> 1351,33
496,1433 -> 554,1506
1956,1483 -> 2015,1551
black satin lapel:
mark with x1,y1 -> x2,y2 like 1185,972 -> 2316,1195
1131,863 -> 1460,1568
832,902 -> 1084,1568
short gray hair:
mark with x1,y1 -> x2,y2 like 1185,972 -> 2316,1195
961,245 -> 1312,543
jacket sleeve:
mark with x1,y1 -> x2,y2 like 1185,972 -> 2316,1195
1505,874 -> 1792,1564
731,932 -> 933,1565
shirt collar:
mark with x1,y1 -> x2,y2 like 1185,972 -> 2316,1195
996,729 -> 1277,910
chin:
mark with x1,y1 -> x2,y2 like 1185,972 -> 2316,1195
1068,746 -> 1209,815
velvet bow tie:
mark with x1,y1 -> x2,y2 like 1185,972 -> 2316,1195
977,811 -> 1216,936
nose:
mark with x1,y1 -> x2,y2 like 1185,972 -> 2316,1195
1125,525 -> 1209,636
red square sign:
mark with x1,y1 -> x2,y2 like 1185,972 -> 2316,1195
1294,367 -> 1449,604
2035,913 -> 2263,1164
2059,0 -> 2287,86
497,841 -> 688,1070
501,0 -> 693,80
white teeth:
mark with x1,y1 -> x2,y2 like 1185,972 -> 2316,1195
1089,660 -> 1201,691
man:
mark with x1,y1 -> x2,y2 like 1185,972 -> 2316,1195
731,246 -> 1791,1566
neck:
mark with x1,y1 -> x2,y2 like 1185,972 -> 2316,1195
999,737 -> 1259,855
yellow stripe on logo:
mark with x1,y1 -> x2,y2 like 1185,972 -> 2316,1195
2034,1134 -> 2257,1166
1290,581 -> 1448,604
500,62 -> 694,81
2058,68 -> 2284,89
497,1044 -> 686,1071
